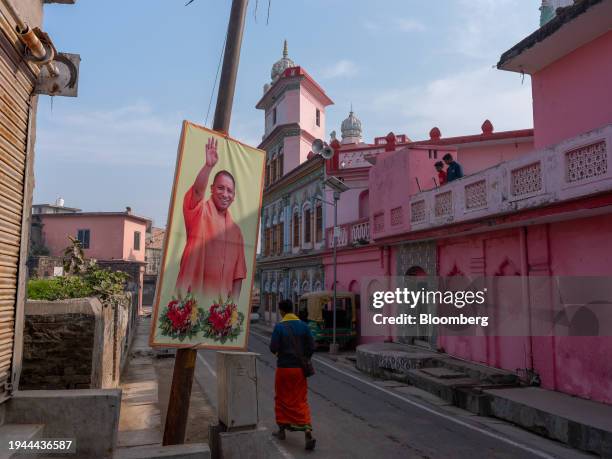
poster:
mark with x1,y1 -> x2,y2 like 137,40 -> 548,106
149,121 -> 265,349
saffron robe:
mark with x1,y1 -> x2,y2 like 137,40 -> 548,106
176,185 -> 247,299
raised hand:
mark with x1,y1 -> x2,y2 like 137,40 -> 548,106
205,137 -> 218,168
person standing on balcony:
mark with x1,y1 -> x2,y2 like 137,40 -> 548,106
443,153 -> 464,182
435,161 -> 447,186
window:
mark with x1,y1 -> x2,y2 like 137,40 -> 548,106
134,231 -> 141,250
271,160 -> 277,185
293,213 -> 300,247
359,190 -> 370,219
77,229 -> 90,249
277,152 -> 284,179
316,108 -> 320,127
265,227 -> 272,256
315,204 -> 323,242
276,223 -> 283,255
272,107 -> 277,125
304,208 -> 312,244
265,162 -> 270,187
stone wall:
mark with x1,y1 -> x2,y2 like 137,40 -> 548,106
27,255 -> 64,278
20,296 -> 133,390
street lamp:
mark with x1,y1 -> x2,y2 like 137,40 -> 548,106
313,139 -> 349,354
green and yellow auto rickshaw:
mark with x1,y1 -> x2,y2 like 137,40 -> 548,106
297,291 -> 358,348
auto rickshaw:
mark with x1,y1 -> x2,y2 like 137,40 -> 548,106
297,291 -> 358,348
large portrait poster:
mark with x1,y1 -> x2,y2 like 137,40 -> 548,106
150,121 -> 265,349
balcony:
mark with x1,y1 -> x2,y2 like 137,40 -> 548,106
407,124 -> 611,231
326,218 -> 370,249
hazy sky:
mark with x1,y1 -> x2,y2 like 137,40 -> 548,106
34,0 -> 539,226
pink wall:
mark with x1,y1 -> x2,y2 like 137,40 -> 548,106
266,89 -> 300,134
532,31 -> 612,149
123,219 -> 147,262
41,215 -> 147,263
457,141 -> 534,176
323,246 -> 387,344
436,214 -> 612,404
283,136 -> 301,174
299,89 -> 326,141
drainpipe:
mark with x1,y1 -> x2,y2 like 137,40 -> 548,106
2,0 -> 58,76
519,226 -> 535,371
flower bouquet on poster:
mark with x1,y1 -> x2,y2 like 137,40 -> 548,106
159,290 -> 205,341
201,296 -> 245,344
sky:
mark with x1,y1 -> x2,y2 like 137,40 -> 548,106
33,0 -> 540,226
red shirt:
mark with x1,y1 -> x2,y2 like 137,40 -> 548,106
438,170 -> 447,186
176,185 -> 246,299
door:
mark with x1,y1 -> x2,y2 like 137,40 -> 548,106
0,5 -> 38,401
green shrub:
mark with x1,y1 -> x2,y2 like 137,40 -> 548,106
27,237 -> 131,304
27,276 -> 93,301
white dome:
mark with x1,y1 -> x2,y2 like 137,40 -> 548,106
341,109 -> 362,144
271,40 -> 295,81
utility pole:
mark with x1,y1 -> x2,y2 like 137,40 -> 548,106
163,0 -> 248,446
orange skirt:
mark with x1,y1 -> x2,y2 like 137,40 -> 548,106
274,367 -> 312,430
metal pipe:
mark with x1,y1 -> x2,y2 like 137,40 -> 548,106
1,0 -> 58,76
332,191 -> 339,350
1,0 -> 27,32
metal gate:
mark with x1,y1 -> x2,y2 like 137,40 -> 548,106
0,4 -> 37,402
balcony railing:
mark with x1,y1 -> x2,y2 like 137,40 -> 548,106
326,218 -> 370,249
408,124 -> 611,231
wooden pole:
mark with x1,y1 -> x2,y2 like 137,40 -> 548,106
162,0 -> 248,446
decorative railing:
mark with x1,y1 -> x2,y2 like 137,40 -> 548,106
407,124 -> 612,231
326,218 -> 370,249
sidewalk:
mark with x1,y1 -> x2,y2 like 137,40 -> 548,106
115,316 -> 216,455
356,342 -> 612,456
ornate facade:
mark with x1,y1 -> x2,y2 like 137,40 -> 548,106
255,43 -> 333,322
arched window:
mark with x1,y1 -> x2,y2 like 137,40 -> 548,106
359,190 -> 370,219
271,154 -> 277,185
292,211 -> 300,247
265,161 -> 271,187
303,205 -> 312,244
315,203 -> 323,242
276,148 -> 284,181
406,266 -> 427,276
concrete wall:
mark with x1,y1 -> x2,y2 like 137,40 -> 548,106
20,297 -> 131,390
27,255 -> 64,278
6,389 -> 121,459
532,31 -> 612,149
13,0 -> 44,28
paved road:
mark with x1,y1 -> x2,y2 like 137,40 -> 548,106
195,329 -> 588,459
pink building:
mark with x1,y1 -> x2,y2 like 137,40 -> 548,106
323,0 -> 612,404
35,208 -> 150,310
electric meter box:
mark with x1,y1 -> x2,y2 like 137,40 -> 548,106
217,351 -> 259,429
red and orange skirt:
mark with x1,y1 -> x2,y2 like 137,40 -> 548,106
274,367 -> 312,431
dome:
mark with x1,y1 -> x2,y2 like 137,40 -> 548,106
270,40 -> 295,81
341,108 -> 362,144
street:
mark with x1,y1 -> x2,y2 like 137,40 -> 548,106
195,329 -> 588,459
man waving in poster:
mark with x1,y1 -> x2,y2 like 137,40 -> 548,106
176,136 -> 247,302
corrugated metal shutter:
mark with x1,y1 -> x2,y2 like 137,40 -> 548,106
0,5 -> 37,402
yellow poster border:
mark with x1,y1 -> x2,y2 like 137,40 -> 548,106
148,120 -> 265,350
